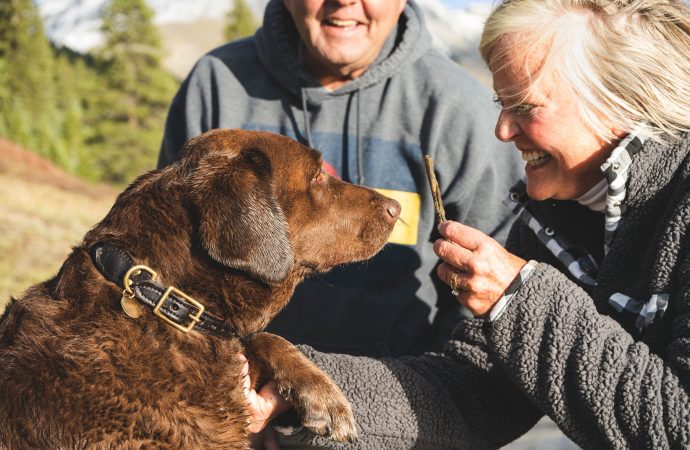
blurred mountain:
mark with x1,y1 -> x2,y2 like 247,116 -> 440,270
36,0 -> 491,82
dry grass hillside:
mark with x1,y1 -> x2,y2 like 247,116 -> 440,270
0,139 -> 117,311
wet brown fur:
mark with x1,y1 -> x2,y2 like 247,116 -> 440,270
0,129 -> 399,449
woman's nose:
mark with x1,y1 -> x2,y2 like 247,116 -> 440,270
495,110 -> 520,142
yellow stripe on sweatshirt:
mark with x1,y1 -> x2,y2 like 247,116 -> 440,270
374,188 -> 420,246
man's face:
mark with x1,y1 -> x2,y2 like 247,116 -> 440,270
284,0 -> 407,84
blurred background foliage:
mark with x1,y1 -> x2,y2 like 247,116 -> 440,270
224,0 -> 257,42
0,0 -> 257,186
0,0 -> 258,304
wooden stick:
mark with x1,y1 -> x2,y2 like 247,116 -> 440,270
424,155 -> 447,224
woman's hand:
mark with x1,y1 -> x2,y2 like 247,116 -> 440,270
434,221 -> 526,317
240,354 -> 290,449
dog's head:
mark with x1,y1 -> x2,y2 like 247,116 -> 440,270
163,128 -> 399,285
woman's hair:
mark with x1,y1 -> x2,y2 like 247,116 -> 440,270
480,0 -> 690,143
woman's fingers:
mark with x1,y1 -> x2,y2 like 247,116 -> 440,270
239,354 -> 291,434
434,221 -> 495,270
438,220 -> 486,251
438,262 -> 467,294
246,379 -> 287,433
433,236 -> 474,268
434,221 -> 527,316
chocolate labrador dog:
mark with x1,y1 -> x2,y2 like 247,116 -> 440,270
0,129 -> 400,449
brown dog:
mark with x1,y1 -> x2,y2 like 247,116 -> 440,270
0,129 -> 400,449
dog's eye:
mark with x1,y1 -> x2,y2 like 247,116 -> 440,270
312,170 -> 326,184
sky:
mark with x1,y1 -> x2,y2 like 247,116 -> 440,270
441,0 -> 493,8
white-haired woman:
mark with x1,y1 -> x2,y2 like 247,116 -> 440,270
244,1 -> 690,448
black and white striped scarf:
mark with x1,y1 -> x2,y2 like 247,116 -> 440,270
503,130 -> 669,332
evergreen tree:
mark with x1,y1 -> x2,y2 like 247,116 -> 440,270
53,53 -> 86,174
95,0 -> 177,184
0,0 -> 58,156
0,58 -> 10,139
52,48 -> 108,181
224,0 -> 258,42
0,0 -> 181,185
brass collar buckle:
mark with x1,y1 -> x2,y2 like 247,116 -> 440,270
153,286 -> 205,333
123,264 -> 205,334
90,242 -> 233,339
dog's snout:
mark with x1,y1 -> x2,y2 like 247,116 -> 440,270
383,198 -> 401,223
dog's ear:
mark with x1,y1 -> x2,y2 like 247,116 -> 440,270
192,148 -> 293,284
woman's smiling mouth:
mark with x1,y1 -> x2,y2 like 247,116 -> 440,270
522,150 -> 551,166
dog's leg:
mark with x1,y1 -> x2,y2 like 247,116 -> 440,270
244,332 -> 357,442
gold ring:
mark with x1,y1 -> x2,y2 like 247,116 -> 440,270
450,270 -> 461,296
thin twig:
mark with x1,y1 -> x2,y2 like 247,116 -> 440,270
424,155 -> 447,224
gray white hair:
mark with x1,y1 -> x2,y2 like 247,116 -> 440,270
480,0 -> 690,143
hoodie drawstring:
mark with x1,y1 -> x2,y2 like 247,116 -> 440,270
301,87 -> 314,148
355,89 -> 364,185
300,86 -> 365,185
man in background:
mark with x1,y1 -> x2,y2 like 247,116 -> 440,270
159,0 -> 521,358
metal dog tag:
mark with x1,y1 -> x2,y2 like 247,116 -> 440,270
120,293 -> 145,319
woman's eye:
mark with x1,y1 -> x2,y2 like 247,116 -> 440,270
513,104 -> 536,116
494,94 -> 536,117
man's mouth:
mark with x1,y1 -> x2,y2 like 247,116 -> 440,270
324,18 -> 360,28
522,150 -> 551,166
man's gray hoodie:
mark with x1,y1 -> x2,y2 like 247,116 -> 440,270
159,0 -> 522,357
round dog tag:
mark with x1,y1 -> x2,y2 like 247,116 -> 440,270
121,294 -> 145,319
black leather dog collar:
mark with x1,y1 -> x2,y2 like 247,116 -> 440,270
89,242 -> 234,339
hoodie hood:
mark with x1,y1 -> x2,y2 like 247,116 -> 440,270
254,0 -> 432,104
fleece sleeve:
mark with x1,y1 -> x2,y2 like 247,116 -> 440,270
482,262 -> 690,448
290,337 -> 542,450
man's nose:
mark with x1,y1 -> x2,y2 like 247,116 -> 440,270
330,0 -> 357,6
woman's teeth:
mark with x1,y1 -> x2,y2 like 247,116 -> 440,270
522,150 -> 551,166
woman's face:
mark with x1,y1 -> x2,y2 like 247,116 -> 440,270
284,0 -> 407,84
490,38 -> 617,201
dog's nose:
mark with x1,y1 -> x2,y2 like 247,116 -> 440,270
383,198 -> 401,223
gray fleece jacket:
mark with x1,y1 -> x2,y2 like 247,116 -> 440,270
159,0 -> 521,357
297,134 -> 690,449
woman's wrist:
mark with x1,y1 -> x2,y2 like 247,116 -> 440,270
484,260 -> 538,321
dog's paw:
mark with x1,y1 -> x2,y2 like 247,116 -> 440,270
280,377 -> 357,442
